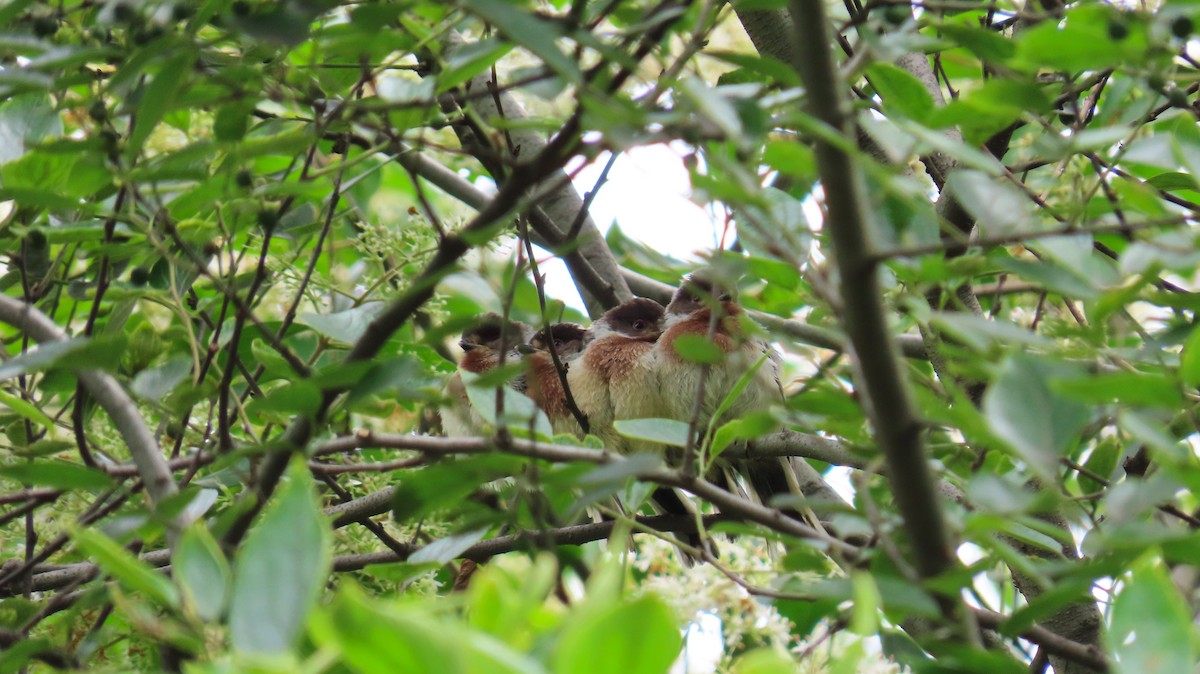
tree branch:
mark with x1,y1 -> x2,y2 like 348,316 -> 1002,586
15,514 -> 727,596
0,296 -> 179,514
436,30 -> 634,317
788,0 -> 959,614
313,430 -> 860,555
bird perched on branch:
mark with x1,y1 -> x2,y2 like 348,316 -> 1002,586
657,272 -> 782,431
557,297 -> 707,563
568,297 -> 667,452
656,272 -> 798,514
522,322 -> 589,437
441,315 -> 532,437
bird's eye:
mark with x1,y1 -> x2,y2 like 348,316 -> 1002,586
632,319 -> 646,330
553,339 -> 563,348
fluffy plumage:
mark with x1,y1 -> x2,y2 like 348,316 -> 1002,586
523,323 -> 589,436
441,315 -> 533,437
656,274 -> 782,429
568,297 -> 667,452
656,273 -> 797,515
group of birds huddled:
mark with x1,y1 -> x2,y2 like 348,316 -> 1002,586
442,273 -> 782,449
441,273 -> 801,522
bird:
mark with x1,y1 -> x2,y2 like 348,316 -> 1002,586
568,297 -> 712,563
656,272 -> 782,432
522,322 -> 589,437
567,297 -> 667,452
655,272 -> 799,515
441,315 -> 533,437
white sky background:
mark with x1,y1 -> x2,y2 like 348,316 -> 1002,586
541,144 -> 721,309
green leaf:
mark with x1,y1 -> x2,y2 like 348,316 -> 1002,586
311,586 -> 549,674
927,79 -> 1050,145
1119,410 -> 1187,462
249,339 -> 297,382
0,149 -> 75,193
0,462 -> 112,490
391,455 -> 521,523
347,356 -> 442,405
613,418 -> 692,448
1016,5 -> 1147,72
462,372 -> 554,439
127,49 -> 194,158
172,524 -> 231,623
866,63 -> 933,119
0,338 -> 93,379
1180,324 -> 1200,387
710,411 -> 778,460
312,589 -> 460,673
983,355 -> 1089,479
1109,554 -> 1197,673
0,637 -> 57,673
849,573 -> 882,635
245,381 -> 322,417
936,22 -> 1016,62
229,457 -> 331,655
437,37 -> 514,92
997,257 -> 1098,300
762,139 -> 815,183
738,188 -> 812,264
929,313 -> 1051,352
671,333 -> 726,364
732,649 -> 798,674
679,76 -> 742,139
461,0 -> 580,82
578,453 -> 663,486
409,528 -> 489,565
553,594 -> 682,674
707,50 -> 801,87
131,357 -> 192,401
708,351 -> 773,440
9,439 -> 74,458
945,169 -> 1035,235
72,527 -> 179,609
213,100 -> 256,142
0,93 -> 60,163
466,553 -> 559,642
1145,171 -> 1198,192
1052,371 -> 1182,408
297,303 -> 384,345
0,389 -> 56,429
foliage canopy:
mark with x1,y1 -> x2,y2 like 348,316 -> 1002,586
2,0 -> 1200,672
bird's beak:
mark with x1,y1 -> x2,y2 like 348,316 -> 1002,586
459,340 -> 477,352
516,344 -> 538,355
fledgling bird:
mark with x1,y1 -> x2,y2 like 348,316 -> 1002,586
570,297 -> 710,563
441,315 -> 533,437
567,297 -> 666,452
656,273 -> 798,514
656,273 -> 782,429
522,322 -> 589,437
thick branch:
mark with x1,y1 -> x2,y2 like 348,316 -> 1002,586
0,296 -> 178,511
316,430 -> 859,555
788,0 -> 957,599
973,608 -> 1108,672
438,31 -> 633,317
